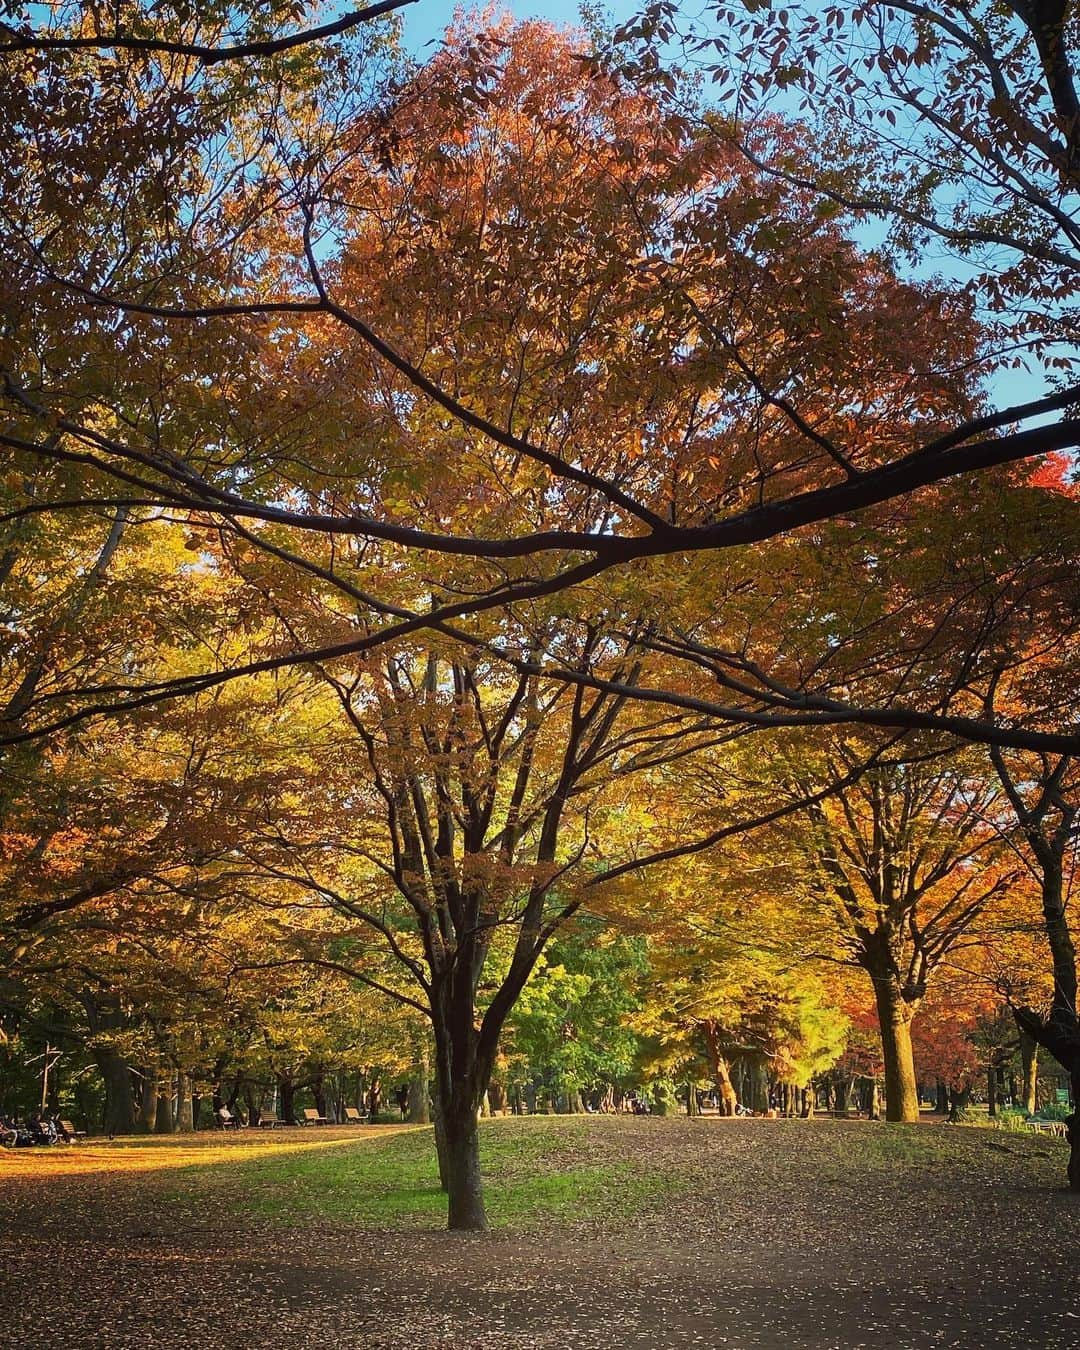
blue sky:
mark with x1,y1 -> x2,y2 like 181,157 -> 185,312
398,1 -> 638,53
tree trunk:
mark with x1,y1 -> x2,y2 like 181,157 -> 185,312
685,1081 -> 701,1117
744,1059 -> 767,1114
154,1083 -> 174,1134
947,1083 -> 972,1122
835,1076 -> 852,1116
278,1079 -> 296,1125
442,1100 -> 486,1231
703,1022 -> 738,1115
176,1073 -> 194,1132
858,1077 -> 881,1119
987,1064 -> 998,1118
312,1072 -> 328,1120
935,1078 -> 948,1115
409,1054 -> 431,1124
139,1071 -> 158,1134
873,979 -> 920,1122
1020,1029 -> 1039,1115
92,1045 -> 137,1135
432,1100 -> 450,1192
1012,846 -> 1080,1189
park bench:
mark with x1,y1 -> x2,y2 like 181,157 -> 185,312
257,1110 -> 281,1128
215,1107 -> 241,1130
302,1108 -> 328,1126
1026,1117 -> 1068,1137
343,1106 -> 363,1124
58,1119 -> 85,1140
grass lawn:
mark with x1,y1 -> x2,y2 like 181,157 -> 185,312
3,1115 -> 1078,1348
178,1116 -> 680,1229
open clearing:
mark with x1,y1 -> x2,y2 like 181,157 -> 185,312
2,1115 -> 1079,1349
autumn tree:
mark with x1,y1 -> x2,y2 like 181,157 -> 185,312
757,740 -> 1018,1121
0,9 -> 1074,762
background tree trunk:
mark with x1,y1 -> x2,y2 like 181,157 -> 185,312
92,1046 -> 137,1134
409,1053 -> 431,1124
175,1073 -> 194,1132
154,1083 -> 174,1134
139,1072 -> 158,1135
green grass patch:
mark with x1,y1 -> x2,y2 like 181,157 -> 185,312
184,1117 -> 678,1231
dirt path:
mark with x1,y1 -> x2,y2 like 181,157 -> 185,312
3,1118 -> 1079,1349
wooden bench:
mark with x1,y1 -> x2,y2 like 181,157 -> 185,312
257,1111 -> 281,1128
58,1119 -> 86,1140
302,1108 -> 328,1126
215,1107 -> 242,1130
1026,1117 -> 1068,1137
343,1106 -> 364,1124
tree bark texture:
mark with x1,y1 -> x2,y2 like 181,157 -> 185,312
873,978 -> 920,1122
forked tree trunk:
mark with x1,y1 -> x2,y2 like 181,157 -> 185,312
873,978 -> 920,1122
703,1022 -> 738,1115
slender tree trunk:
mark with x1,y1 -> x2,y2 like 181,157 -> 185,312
873,979 -> 920,1122
835,1076 -> 852,1116
409,1050 -> 431,1124
278,1079 -> 296,1125
1020,1032 -> 1039,1115
685,1081 -> 701,1117
935,1079 -> 948,1115
432,1099 -> 450,1192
